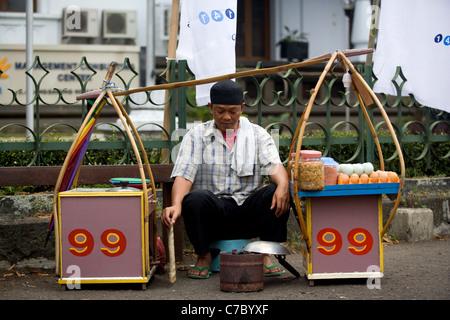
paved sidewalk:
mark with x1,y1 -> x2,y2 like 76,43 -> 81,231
0,238 -> 448,302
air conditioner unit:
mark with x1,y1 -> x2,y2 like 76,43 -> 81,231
62,7 -> 99,38
102,10 -> 137,39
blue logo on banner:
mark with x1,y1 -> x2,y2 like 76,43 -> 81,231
199,9 -> 235,25
434,34 -> 449,46
211,10 -> 224,22
444,36 -> 450,46
199,11 -> 210,25
225,9 -> 235,19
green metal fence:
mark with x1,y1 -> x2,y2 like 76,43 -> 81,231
0,55 -> 448,177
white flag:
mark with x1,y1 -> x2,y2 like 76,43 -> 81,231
176,0 -> 237,106
373,0 -> 450,113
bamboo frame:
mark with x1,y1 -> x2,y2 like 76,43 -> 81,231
53,62 -> 158,281
288,51 -> 405,254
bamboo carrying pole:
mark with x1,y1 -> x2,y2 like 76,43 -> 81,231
109,50 -> 373,99
365,0 -> 381,67
169,224 -> 176,283
161,0 -> 180,162
164,0 -> 180,284
76,50 -> 374,101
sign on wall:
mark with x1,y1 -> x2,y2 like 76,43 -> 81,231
0,44 -> 140,105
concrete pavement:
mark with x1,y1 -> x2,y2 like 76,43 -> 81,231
0,237 -> 448,301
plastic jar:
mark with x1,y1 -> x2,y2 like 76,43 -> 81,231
321,157 -> 339,185
298,150 -> 324,191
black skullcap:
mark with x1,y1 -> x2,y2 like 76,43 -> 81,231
210,80 -> 243,105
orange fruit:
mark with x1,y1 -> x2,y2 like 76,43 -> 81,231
359,173 -> 369,184
350,173 -> 360,184
338,173 -> 349,185
369,172 -> 378,183
378,171 -> 388,183
388,171 -> 399,182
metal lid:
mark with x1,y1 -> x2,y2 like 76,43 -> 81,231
107,180 -> 140,192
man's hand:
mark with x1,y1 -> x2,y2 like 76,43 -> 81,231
161,176 -> 193,228
161,204 -> 181,228
270,183 -> 290,217
269,163 -> 290,217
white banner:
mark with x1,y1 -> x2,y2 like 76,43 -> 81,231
372,0 -> 450,113
176,0 -> 237,106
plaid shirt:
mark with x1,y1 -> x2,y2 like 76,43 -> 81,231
171,119 -> 282,205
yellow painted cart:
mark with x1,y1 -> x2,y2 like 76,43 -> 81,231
289,51 -> 405,286
57,189 -> 156,288
52,63 -> 159,290
298,183 -> 399,286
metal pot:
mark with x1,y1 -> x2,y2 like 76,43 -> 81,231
243,241 -> 290,255
219,252 -> 263,292
243,241 -> 300,278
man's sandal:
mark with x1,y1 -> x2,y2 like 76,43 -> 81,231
263,264 -> 281,277
188,266 -> 211,279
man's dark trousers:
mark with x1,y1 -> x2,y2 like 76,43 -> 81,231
181,184 -> 289,255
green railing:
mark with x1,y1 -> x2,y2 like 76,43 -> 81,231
0,55 -> 449,177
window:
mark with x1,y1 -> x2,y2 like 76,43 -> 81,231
236,0 -> 270,61
0,0 -> 37,12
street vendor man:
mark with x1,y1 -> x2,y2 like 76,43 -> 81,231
161,80 -> 290,279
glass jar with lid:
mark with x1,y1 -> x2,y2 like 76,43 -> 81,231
298,150 -> 324,191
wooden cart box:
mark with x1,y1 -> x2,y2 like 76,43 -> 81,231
57,189 -> 155,288
298,183 -> 400,286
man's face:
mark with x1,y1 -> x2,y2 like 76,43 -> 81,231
209,103 -> 244,132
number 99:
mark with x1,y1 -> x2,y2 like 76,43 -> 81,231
68,229 -> 94,257
347,228 -> 373,255
100,229 -> 127,257
317,228 -> 342,255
